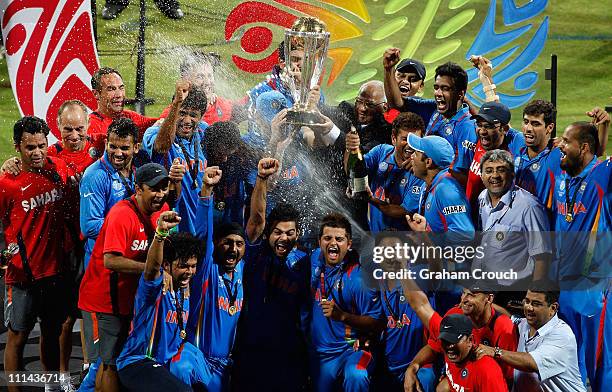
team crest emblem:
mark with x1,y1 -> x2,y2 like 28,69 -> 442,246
379,162 -> 388,171
400,178 -> 407,186
530,163 -> 540,172
271,99 -> 281,110
112,180 -> 123,191
461,369 -> 468,378
560,181 -> 566,191
88,147 -> 98,159
482,339 -> 491,346
217,107 -> 223,118
496,232 -> 504,241
579,182 -> 587,192
399,295 -> 405,302
426,202 -> 431,210
444,125 -> 453,135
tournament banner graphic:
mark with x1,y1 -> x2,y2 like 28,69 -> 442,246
0,0 -> 99,142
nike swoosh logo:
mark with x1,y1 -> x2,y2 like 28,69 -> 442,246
21,184 -> 32,191
139,228 -> 145,233
443,325 -> 452,329
152,364 -> 162,368
83,192 -> 95,198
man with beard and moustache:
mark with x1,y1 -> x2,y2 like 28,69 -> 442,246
465,102 -> 525,204
514,100 -> 609,210
374,232 -> 436,392
476,281 -> 585,392
0,117 -> 76,392
400,274 -> 518,390
424,62 -> 478,187
87,67 -> 158,141
160,51 -> 247,125
308,213 -> 386,392
344,112 -> 425,232
143,81 -> 209,233
117,219 -> 208,392
231,157 -> 311,392
187,166 -> 247,392
473,150 -> 551,310
552,122 -> 612,389
78,163 -> 172,392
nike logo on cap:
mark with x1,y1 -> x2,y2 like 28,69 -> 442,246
443,325 -> 452,329
155,169 -> 162,173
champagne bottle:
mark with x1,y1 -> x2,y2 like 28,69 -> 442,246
0,243 -> 19,279
347,127 -> 369,201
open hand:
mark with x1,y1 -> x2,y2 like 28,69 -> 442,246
586,107 -> 610,126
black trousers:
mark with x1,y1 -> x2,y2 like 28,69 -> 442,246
118,358 -> 192,392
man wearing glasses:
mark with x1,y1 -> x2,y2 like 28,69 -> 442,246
466,102 -> 525,204
476,281 -> 586,392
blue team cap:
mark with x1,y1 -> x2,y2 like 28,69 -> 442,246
407,134 -> 454,168
255,90 -> 288,123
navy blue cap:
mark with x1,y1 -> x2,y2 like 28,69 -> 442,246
439,314 -> 473,344
407,134 -> 454,168
397,58 -> 426,80
471,101 -> 511,125
135,163 -> 169,187
255,90 -> 288,123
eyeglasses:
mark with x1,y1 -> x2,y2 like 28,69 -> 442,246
355,97 -> 386,110
476,121 -> 500,131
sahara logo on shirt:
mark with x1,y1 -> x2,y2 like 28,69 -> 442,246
462,140 -> 476,151
21,188 -> 63,212
445,366 -> 466,392
442,205 -> 467,215
130,239 -> 149,251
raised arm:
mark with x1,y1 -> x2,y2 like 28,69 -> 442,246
399,264 -> 436,327
195,166 -> 222,242
143,210 -> 181,281
246,158 -> 279,243
153,80 -> 190,154
382,48 -> 404,109
586,107 -> 610,155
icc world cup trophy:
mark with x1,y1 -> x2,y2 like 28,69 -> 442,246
284,17 -> 330,125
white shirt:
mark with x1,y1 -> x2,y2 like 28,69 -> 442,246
513,314 -> 585,392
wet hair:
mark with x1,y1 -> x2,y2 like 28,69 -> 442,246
14,116 -> 50,145
523,99 -> 556,126
179,51 -> 220,76
201,121 -> 242,164
528,279 -> 560,306
265,203 -> 300,237
57,100 -> 89,125
569,121 -> 599,154
434,62 -> 468,93
91,67 -> 122,92
107,117 -> 138,143
164,232 -> 205,266
392,112 -> 425,137
181,86 -> 208,114
318,213 -> 352,239
480,149 -> 514,172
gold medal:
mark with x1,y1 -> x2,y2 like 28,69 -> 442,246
215,201 -> 226,211
228,305 -> 237,316
180,330 -> 186,339
565,213 -> 573,222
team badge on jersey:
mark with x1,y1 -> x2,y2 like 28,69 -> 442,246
379,162 -> 388,171
426,202 -> 431,210
579,182 -> 587,192
496,232 -> 505,241
461,368 -> 468,378
444,125 -> 453,135
88,147 -> 98,159
531,162 -> 540,172
112,180 -> 123,191
400,178 -> 407,186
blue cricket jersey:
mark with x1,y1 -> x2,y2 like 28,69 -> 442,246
380,282 -> 432,381
239,241 -> 310,351
142,124 -> 208,234
554,157 -> 612,279
364,144 -> 424,232
80,152 -> 136,267
419,168 -> 475,244
309,249 -> 384,355
117,273 -> 189,369
401,96 -> 437,125
425,105 -> 477,173
515,145 -> 562,211
187,195 -> 244,359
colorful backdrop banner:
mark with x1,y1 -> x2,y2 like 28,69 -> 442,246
1,0 -> 99,142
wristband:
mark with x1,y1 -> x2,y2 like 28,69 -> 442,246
155,227 -> 170,238
154,234 -> 166,242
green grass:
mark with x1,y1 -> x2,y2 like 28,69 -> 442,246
0,0 -> 610,161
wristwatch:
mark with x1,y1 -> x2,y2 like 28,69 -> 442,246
494,347 -> 503,358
